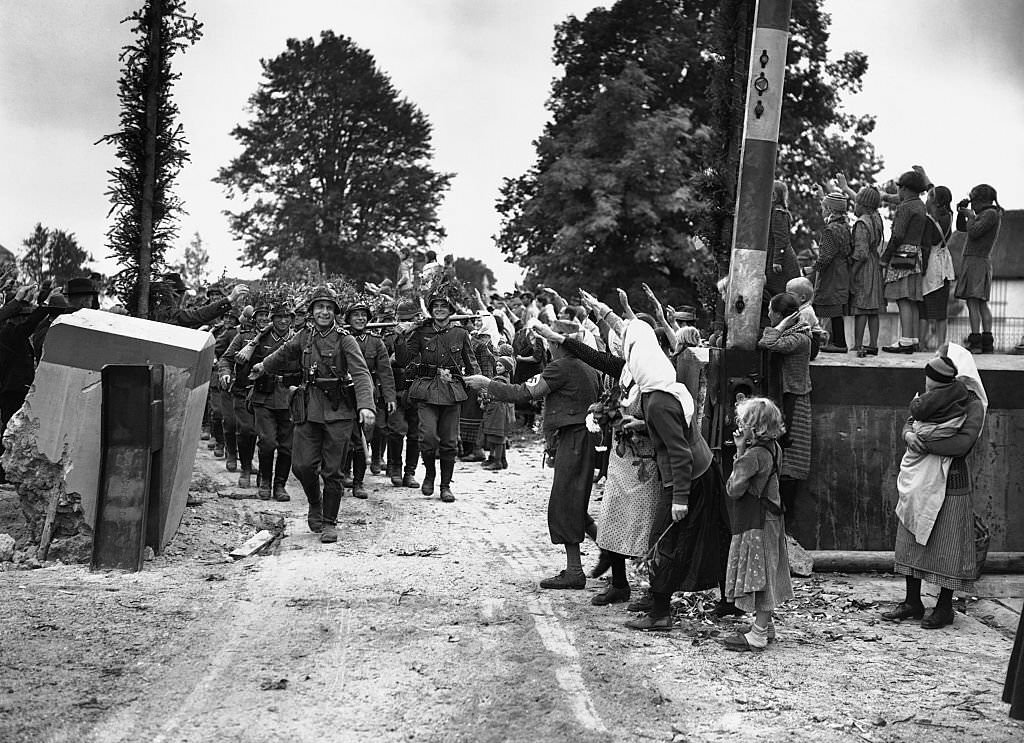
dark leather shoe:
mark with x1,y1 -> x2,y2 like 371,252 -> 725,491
591,585 -> 631,606
711,600 -> 746,618
257,485 -> 272,500
589,550 -> 613,579
390,472 -> 404,487
627,594 -> 654,613
352,483 -> 369,500
539,570 -> 586,589
237,471 -> 252,489
306,505 -> 323,533
881,601 -> 925,621
402,473 -> 420,489
213,445 -> 225,458
819,344 -> 848,353
273,485 -> 290,502
341,474 -> 354,488
882,343 -> 915,354
439,485 -> 455,503
624,613 -> 673,631
921,606 -> 955,629
421,476 -> 435,496
369,459 -> 383,475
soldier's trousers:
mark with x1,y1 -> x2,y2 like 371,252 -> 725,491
254,405 -> 293,487
233,393 -> 256,472
388,400 -> 420,475
292,420 -> 353,526
417,402 -> 460,462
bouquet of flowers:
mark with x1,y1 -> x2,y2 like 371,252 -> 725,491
586,386 -> 654,481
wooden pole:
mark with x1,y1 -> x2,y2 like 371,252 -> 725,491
724,0 -> 792,350
137,0 -> 162,319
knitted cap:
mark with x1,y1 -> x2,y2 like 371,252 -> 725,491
925,355 -> 958,383
822,192 -> 848,212
855,186 -> 881,209
495,356 -> 515,375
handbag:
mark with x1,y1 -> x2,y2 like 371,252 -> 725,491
890,243 -> 920,270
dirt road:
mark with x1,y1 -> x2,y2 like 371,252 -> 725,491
1,436 -> 1021,742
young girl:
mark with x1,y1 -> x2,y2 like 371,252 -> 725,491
850,186 -> 885,356
954,183 -> 1003,353
479,356 -> 516,470
721,396 -> 794,651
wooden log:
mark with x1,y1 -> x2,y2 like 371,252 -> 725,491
811,550 -> 1024,574
229,530 -> 277,560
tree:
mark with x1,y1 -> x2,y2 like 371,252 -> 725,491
216,31 -> 453,284
453,257 -> 497,296
98,0 -> 203,317
19,223 -> 93,286
496,0 -> 881,307
168,231 -> 210,287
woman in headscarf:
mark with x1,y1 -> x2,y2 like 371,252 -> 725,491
882,342 -> 987,629
570,290 -> 730,631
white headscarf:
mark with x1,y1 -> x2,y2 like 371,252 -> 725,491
944,342 -> 988,416
476,312 -> 500,351
619,319 -> 695,424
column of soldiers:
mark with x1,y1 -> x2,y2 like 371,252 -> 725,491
205,284 -> 479,543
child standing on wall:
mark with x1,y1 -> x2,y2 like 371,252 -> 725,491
785,276 -> 826,360
480,355 -> 516,470
721,396 -> 794,651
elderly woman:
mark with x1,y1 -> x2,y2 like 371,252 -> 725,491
574,290 -> 730,631
882,343 -> 987,629
881,170 -> 930,353
809,192 -> 852,353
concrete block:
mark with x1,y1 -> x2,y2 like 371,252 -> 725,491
1,309 -> 214,557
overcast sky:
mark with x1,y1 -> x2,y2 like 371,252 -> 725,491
1,0 -> 1022,291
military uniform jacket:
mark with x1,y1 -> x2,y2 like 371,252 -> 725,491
403,321 -> 480,405
261,326 -> 375,424
352,331 -> 397,407
218,328 -> 259,396
249,328 -> 302,410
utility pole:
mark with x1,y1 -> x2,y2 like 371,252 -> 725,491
138,0 -> 162,319
724,0 -> 792,350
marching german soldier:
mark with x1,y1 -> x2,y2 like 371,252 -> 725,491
253,286 -> 375,544
209,303 -> 239,460
343,299 -> 397,499
402,291 -> 480,502
244,303 -> 302,501
218,304 -> 270,490
384,299 -> 422,488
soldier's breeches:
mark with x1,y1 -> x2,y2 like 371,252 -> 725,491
417,403 -> 461,461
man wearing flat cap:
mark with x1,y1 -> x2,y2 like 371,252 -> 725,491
157,272 -> 249,328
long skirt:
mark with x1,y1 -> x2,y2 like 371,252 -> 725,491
1004,611 -> 1024,720
459,391 -> 484,445
894,458 -> 976,592
724,512 -> 794,612
547,424 -> 596,545
597,450 -> 661,559
648,463 -> 731,595
780,393 -> 811,480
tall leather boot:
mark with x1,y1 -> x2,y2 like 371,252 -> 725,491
966,333 -> 983,353
981,331 -> 995,354
421,453 -> 436,496
273,451 -> 291,501
351,446 -> 369,499
370,430 -> 384,475
439,459 -> 455,503
224,431 -> 238,472
387,435 -> 404,486
402,437 -> 420,488
320,489 -> 341,543
238,434 -> 256,479
256,449 -> 274,499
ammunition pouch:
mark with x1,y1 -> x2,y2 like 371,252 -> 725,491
313,377 -> 355,411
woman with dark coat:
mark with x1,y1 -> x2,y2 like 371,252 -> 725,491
810,192 -> 853,353
765,180 -> 802,299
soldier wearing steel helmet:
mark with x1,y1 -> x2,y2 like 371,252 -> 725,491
253,286 -> 375,544
401,290 -> 479,502
218,303 -> 271,489
246,303 -> 302,501
342,298 -> 397,499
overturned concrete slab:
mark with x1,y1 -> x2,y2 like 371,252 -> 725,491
1,309 -> 214,560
